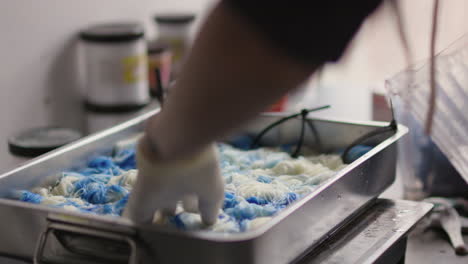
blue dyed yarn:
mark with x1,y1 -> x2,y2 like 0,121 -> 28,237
88,156 -> 114,169
246,196 -> 268,205
225,202 -> 276,221
73,176 -> 110,197
79,168 -> 102,176
99,204 -> 116,215
80,182 -> 108,204
86,204 -> 115,215
274,192 -> 299,207
256,175 -> 272,183
113,149 -> 136,170
287,192 -> 298,202
280,143 -> 295,153
16,142 -> 333,232
228,134 -> 255,150
172,214 -> 187,229
16,150 -> 136,217
19,191 -> 43,204
341,145 -> 373,163
223,192 -> 239,209
240,219 -> 250,232
106,185 -> 129,203
86,156 -> 121,175
114,194 -> 129,215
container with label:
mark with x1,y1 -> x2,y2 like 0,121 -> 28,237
80,22 -> 149,109
153,14 -> 195,78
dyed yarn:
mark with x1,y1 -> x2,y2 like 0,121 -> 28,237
15,137 -> 354,233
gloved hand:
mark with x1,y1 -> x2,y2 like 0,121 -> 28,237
123,135 -> 224,225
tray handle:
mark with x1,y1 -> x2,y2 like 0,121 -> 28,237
34,222 -> 139,264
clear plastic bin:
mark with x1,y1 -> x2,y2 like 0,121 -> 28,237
386,34 -> 468,199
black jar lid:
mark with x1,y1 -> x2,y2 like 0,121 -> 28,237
8,127 -> 82,157
154,14 -> 196,24
80,22 -> 144,43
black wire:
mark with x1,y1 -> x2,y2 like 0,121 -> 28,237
250,105 -> 331,155
305,119 -> 323,153
341,99 -> 398,163
291,110 -> 308,158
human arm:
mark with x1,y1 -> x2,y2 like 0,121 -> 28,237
124,0 -> 382,225
145,2 -> 317,161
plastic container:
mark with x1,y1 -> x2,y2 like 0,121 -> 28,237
386,34 -> 468,199
392,97 -> 468,199
152,14 -> 195,78
80,22 -> 149,108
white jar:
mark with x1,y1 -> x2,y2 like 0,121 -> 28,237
153,14 -> 195,78
80,22 -> 149,108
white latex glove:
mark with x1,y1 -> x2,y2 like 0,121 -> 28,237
123,135 -> 224,225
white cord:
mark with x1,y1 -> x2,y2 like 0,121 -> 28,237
389,0 -> 412,72
425,0 -> 440,135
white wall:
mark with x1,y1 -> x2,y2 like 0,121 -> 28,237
320,0 -> 468,90
0,0 -> 214,171
299,0 -> 468,121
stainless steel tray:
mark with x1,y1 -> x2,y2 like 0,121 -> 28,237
0,110 -> 407,264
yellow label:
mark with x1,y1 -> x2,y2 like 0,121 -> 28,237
161,37 -> 185,62
122,54 -> 147,84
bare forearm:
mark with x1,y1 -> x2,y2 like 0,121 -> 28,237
146,2 -> 317,160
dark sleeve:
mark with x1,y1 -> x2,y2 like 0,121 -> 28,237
223,0 -> 382,66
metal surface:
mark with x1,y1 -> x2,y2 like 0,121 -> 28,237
0,110 -> 408,263
34,222 -> 139,264
297,199 -> 433,264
